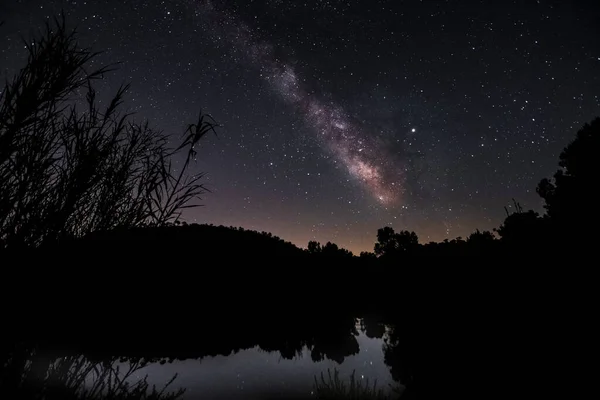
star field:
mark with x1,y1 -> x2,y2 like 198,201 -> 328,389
1,0 -> 599,253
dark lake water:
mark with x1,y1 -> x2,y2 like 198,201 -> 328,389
12,280 -> 590,400
115,331 -> 395,399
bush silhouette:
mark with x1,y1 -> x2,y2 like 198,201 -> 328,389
537,117 -> 600,247
0,16 -> 216,251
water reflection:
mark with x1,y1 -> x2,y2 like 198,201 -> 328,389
119,331 -> 393,399
6,316 -> 412,399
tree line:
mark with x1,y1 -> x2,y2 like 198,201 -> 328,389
1,15 -> 596,259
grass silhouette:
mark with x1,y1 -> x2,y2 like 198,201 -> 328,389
3,352 -> 409,400
313,369 -> 396,400
1,346 -> 184,400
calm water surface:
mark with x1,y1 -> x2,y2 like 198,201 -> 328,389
120,331 -> 394,399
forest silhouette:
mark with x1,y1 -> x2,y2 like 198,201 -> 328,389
2,14 -> 597,400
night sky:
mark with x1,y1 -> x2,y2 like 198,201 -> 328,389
1,0 -> 599,253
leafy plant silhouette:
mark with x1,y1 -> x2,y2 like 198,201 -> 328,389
0,15 -> 217,250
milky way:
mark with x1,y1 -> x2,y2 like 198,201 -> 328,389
189,0 -> 405,206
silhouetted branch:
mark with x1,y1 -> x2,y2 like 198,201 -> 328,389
0,16 -> 216,250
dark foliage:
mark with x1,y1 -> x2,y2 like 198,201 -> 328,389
0,15 -> 216,400
536,117 -> 600,247
313,369 -> 393,400
2,11 -> 598,400
0,16 -> 216,251
308,240 -> 354,258
374,227 -> 419,258
0,345 -> 184,400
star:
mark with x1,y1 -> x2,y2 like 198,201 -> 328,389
3,0 -> 593,254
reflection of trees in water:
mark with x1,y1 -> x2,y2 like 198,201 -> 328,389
4,315 -> 414,399
382,325 -> 413,387
311,332 -> 360,364
254,316 -> 361,364
59,314 -> 364,365
359,317 -> 387,339
359,317 -> 413,394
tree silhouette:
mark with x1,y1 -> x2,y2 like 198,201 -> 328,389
308,240 -> 322,254
466,229 -> 495,244
465,229 -> 497,255
0,17 -> 217,250
306,240 -> 354,259
537,117 -> 599,246
493,200 -> 548,252
374,227 -> 396,256
374,227 -> 419,257
359,251 -> 377,260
